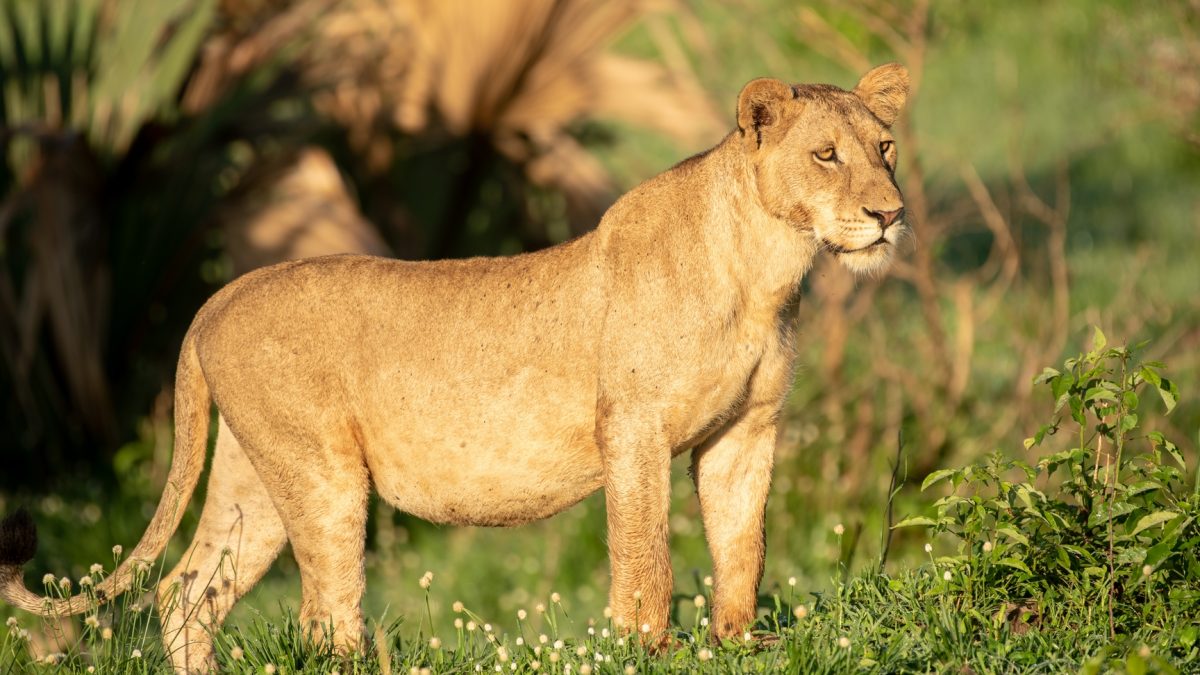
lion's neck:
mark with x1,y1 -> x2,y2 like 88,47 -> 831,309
696,137 -> 818,305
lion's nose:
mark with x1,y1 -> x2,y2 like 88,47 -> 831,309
864,206 -> 905,230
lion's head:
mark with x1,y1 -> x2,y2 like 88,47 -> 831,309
736,64 -> 910,275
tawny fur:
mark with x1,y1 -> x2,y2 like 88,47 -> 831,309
0,64 -> 909,673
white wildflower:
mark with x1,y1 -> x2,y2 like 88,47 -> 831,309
698,647 -> 713,662
453,600 -> 465,613
112,545 -> 123,557
429,637 -> 441,649
834,523 -> 845,536
838,636 -> 851,649
793,604 -> 808,619
131,648 -> 142,658
231,646 -> 244,661
693,595 -> 705,608
550,592 -> 561,603
90,563 -> 103,575
517,609 -> 527,620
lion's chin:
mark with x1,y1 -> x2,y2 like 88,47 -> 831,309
834,242 -> 895,277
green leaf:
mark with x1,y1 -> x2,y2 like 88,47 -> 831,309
1122,390 -> 1139,410
1115,547 -> 1146,565
1126,480 -> 1162,497
1139,365 -> 1162,388
1069,396 -> 1085,425
892,516 -> 937,529
1088,499 -> 1137,528
1119,414 -> 1138,433
1062,545 -> 1098,564
997,526 -> 1029,546
921,469 -> 957,492
1131,511 -> 1181,537
1144,540 -> 1176,567
995,558 -> 1033,576
1180,625 -> 1198,649
1085,387 -> 1117,404
1092,326 -> 1107,353
1033,367 -> 1061,384
1157,377 -> 1179,414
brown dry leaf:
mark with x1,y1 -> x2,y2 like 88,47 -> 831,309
218,147 -> 391,275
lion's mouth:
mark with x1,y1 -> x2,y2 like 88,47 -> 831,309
825,237 -> 890,255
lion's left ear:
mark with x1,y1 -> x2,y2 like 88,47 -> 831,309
852,63 -> 909,127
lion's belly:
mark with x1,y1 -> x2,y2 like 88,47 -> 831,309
366,427 -> 604,527
360,363 -> 605,526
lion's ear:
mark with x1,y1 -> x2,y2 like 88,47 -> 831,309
736,78 -> 795,149
852,63 -> 909,127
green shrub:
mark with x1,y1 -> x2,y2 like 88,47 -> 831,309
898,328 -> 1199,641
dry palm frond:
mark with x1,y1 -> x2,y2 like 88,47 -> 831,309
301,0 -> 724,230
0,138 -> 114,443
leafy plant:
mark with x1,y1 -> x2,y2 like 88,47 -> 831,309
898,328 -> 1199,639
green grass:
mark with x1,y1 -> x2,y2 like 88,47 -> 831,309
4,555 -> 1196,673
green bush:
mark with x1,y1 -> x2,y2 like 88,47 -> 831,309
898,328 -> 1199,642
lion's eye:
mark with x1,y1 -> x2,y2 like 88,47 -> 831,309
880,140 -> 894,156
814,147 -> 837,162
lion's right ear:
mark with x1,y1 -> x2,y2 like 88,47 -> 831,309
736,78 -> 795,150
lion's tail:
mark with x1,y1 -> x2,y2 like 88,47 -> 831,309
0,332 -> 211,616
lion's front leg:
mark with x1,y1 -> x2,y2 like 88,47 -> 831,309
692,414 -> 776,640
597,414 -> 673,646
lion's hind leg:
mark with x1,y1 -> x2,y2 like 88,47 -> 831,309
158,415 -> 287,674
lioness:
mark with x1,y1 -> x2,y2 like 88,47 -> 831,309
0,64 -> 908,672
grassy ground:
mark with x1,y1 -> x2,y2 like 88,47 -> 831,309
3,556 -> 1195,673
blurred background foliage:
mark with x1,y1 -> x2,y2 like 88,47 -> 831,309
1,0 -> 1198,644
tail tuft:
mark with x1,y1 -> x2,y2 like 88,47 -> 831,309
0,507 -> 37,566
